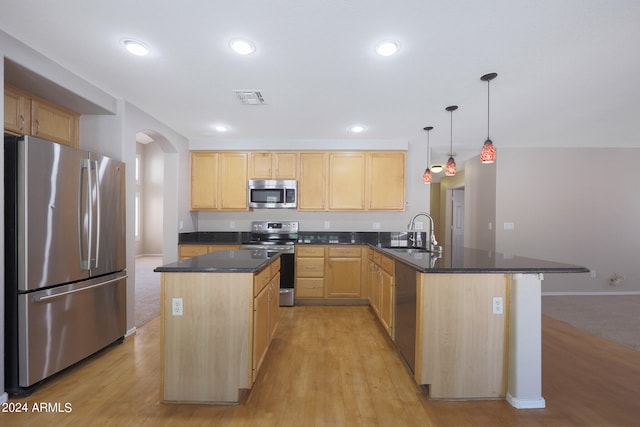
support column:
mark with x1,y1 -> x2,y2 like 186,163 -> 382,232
506,273 -> 546,409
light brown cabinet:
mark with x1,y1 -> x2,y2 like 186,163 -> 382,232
295,245 -> 326,298
367,152 -> 405,210
328,152 -> 366,210
190,151 -> 248,211
415,273 -> 508,399
326,246 -> 362,298
4,84 -> 79,147
249,152 -> 297,179
368,250 -> 395,337
160,258 -> 280,404
298,153 -> 327,211
178,244 -> 240,260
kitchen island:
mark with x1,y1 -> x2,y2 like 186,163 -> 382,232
377,245 -> 588,408
154,250 -> 281,404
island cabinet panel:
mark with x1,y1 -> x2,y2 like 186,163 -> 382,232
161,272 -> 253,404
160,259 -> 280,404
415,273 -> 509,400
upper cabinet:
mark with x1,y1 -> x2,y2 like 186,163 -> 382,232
328,152 -> 366,210
4,84 -> 80,148
298,153 -> 327,211
190,151 -> 248,211
190,150 -> 405,212
367,152 -> 406,211
249,152 -> 297,179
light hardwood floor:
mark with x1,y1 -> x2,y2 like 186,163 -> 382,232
3,306 -> 640,426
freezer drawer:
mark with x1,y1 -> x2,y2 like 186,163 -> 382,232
17,272 -> 127,387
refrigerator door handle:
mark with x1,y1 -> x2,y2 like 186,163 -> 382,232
79,159 -> 92,270
33,275 -> 128,302
91,159 -> 100,269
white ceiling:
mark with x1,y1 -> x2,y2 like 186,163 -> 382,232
2,0 -> 640,165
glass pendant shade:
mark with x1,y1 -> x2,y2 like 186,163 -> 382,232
480,73 -> 498,163
480,138 -> 496,163
445,156 -> 456,176
423,168 -> 432,183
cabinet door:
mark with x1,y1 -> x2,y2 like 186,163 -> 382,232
249,152 -> 272,179
298,153 -> 327,210
273,152 -> 297,179
219,152 -> 248,210
368,261 -> 380,314
326,257 -> 362,298
367,152 -> 406,210
190,152 -> 218,210
252,286 -> 270,382
31,98 -> 79,147
380,269 -> 394,336
296,278 -> 324,298
4,85 -> 30,134
329,152 -> 365,210
269,275 -> 280,338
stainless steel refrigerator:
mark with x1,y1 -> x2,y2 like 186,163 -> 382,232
4,134 -> 127,393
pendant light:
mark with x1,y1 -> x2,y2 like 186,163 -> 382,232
480,72 -> 498,163
445,105 -> 458,176
422,126 -> 433,184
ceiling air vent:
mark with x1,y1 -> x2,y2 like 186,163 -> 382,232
233,90 -> 265,105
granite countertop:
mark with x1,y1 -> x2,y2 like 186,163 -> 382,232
378,246 -> 589,274
154,249 -> 280,273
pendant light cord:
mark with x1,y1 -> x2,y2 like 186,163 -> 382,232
487,79 -> 491,140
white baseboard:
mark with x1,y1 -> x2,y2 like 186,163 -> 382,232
506,393 -> 546,409
125,326 -> 137,337
136,254 -> 163,258
542,291 -> 640,296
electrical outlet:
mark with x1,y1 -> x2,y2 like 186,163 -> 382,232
372,222 -> 380,230
324,221 -> 330,229
229,220 -> 235,229
415,221 -> 424,230
172,298 -> 183,316
492,297 -> 504,315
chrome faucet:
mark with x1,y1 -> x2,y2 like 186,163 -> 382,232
407,212 -> 438,251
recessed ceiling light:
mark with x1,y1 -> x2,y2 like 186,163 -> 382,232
350,125 -> 365,133
214,125 -> 228,132
375,40 -> 399,57
230,39 -> 255,55
121,39 -> 149,56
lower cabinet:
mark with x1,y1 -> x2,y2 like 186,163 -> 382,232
368,249 -> 395,338
326,246 -> 362,298
160,260 -> 280,404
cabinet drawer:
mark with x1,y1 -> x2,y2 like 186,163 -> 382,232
296,278 -> 325,298
254,267 -> 271,295
379,255 -> 394,274
296,245 -> 325,257
178,245 -> 210,259
296,258 -> 325,277
328,246 -> 361,258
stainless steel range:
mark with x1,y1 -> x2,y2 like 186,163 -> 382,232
241,221 -> 298,306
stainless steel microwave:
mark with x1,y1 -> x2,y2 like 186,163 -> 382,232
248,180 -> 297,209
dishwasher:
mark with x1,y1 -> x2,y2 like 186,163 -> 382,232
394,260 -> 417,373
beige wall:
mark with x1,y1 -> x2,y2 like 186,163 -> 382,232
495,147 -> 640,294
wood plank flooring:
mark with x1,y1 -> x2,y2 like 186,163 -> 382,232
3,306 -> 640,426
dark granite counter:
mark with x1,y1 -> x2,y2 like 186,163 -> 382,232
378,246 -> 589,274
154,249 -> 279,273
